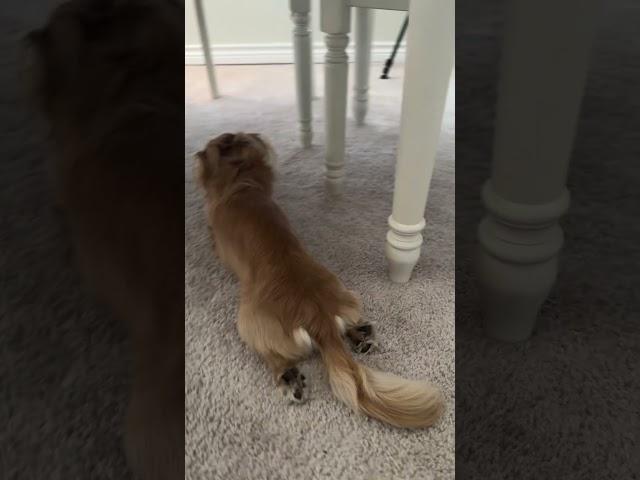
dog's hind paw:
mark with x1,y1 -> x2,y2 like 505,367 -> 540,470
279,367 -> 307,404
347,323 -> 377,354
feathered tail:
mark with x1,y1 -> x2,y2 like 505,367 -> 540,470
315,328 -> 443,429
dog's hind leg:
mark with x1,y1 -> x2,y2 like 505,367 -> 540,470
237,303 -> 309,403
264,353 -> 307,404
337,290 -> 377,354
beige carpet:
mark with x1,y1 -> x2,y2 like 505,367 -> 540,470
185,64 -> 455,480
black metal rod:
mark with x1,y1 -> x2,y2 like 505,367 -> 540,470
380,15 -> 409,79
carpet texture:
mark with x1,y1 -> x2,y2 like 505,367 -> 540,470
185,64 -> 455,479
455,0 -> 640,478
1,5 -> 130,479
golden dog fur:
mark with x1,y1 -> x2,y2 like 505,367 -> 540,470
197,132 -> 444,429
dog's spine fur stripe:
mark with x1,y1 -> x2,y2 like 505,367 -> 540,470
315,324 -> 443,429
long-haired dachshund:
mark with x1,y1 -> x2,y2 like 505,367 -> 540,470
196,132 -> 443,429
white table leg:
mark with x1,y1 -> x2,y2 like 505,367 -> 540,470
321,0 -> 351,189
477,0 -> 598,341
354,7 -> 373,126
385,0 -> 454,283
290,0 -> 313,148
194,0 -> 219,99
311,59 -> 318,100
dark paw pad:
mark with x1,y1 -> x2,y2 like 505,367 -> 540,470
279,367 -> 306,403
347,323 -> 376,354
281,367 -> 299,384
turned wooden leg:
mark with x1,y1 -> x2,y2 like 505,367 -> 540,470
353,7 -> 373,126
477,0 -> 598,341
321,0 -> 350,190
290,0 -> 313,148
194,0 -> 219,99
385,0 -> 454,283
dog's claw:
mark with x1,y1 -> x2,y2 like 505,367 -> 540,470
354,339 -> 378,354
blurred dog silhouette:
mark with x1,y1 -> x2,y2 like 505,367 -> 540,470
27,1 -> 184,478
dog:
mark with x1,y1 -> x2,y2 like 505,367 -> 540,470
196,132 -> 444,428
26,1 -> 184,478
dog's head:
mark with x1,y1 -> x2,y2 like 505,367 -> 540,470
195,132 -> 276,199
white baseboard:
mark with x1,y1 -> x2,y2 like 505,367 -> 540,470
185,42 -> 405,65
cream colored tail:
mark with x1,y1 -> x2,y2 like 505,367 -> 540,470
317,331 -> 444,429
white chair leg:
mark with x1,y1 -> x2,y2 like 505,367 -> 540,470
354,7 -> 373,126
290,0 -> 313,148
477,0 -> 598,341
321,0 -> 351,190
194,0 -> 219,99
311,46 -> 318,101
385,0 -> 454,284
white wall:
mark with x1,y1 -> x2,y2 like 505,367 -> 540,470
185,0 -> 407,65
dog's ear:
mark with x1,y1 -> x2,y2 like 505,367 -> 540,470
194,143 -> 221,185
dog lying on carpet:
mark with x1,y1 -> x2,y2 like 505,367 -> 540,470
196,132 -> 444,428
27,1 -> 184,478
